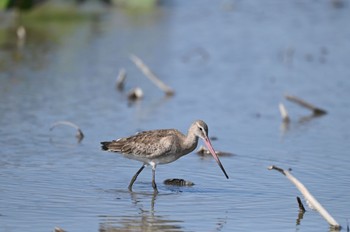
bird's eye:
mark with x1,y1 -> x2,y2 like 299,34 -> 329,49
199,127 -> 203,131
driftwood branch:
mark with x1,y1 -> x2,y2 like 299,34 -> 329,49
50,121 -> 84,142
297,196 -> 306,212
129,54 -> 175,96
285,94 -> 327,115
268,165 -> 340,229
296,197 -> 306,225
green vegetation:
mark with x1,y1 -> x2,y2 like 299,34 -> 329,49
0,0 -> 9,9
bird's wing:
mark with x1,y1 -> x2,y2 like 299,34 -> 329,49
101,129 -> 178,158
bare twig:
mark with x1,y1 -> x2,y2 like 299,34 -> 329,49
297,196 -> 306,212
129,54 -> 175,96
116,68 -> 127,91
285,94 -> 327,115
279,103 -> 290,123
50,121 -> 84,142
268,165 -> 340,229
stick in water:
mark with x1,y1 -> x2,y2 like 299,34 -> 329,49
285,94 -> 327,115
296,196 -> 306,225
297,196 -> 306,212
116,68 -> 127,91
50,121 -> 84,142
129,54 -> 175,96
268,165 -> 340,229
279,103 -> 290,123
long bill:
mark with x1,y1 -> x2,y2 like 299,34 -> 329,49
204,137 -> 229,179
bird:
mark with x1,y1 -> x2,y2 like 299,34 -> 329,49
101,120 -> 229,193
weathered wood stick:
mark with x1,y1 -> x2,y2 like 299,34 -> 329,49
296,197 -> 306,225
297,196 -> 306,212
50,121 -> 84,142
129,54 -> 175,96
268,165 -> 340,229
285,94 -> 327,115
279,103 -> 290,122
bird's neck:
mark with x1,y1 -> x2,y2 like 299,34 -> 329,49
182,132 -> 199,153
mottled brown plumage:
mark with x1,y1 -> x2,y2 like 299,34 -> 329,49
101,120 -> 228,193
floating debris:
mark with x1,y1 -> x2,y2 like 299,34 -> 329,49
116,68 -> 127,91
50,121 -> 84,142
127,87 -> 144,101
285,94 -> 327,115
196,146 -> 234,157
268,165 -> 340,229
129,54 -> 175,96
164,178 -> 194,186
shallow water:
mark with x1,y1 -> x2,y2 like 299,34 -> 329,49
1,1 -> 350,231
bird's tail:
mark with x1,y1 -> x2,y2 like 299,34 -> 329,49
101,141 -> 112,151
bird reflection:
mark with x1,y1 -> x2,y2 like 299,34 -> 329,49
99,191 -> 183,232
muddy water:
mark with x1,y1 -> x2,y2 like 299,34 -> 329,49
1,1 -> 350,231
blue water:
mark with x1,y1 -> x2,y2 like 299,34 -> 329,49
1,1 -> 350,231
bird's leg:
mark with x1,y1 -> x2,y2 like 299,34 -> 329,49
128,164 -> 146,192
151,164 -> 158,194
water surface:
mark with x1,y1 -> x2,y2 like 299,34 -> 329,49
1,1 -> 350,231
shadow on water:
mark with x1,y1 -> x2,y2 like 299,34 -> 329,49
99,191 -> 184,232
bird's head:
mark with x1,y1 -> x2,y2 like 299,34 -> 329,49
191,120 -> 229,179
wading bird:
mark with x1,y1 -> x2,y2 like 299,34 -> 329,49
101,120 -> 229,193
